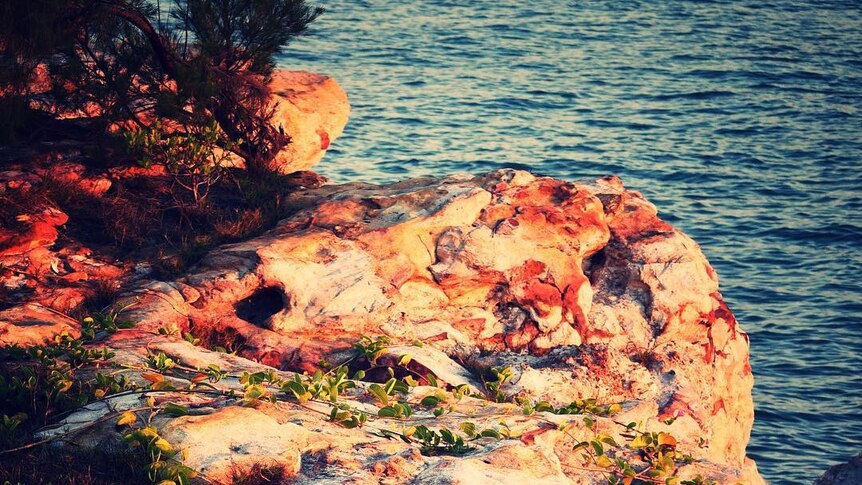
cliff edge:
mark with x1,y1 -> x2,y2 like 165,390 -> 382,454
2,168 -> 764,484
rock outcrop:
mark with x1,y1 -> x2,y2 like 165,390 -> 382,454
266,70 -> 350,173
0,165 -> 128,316
0,69 -> 348,317
1,170 -> 764,484
17,67 -> 350,174
815,454 -> 862,485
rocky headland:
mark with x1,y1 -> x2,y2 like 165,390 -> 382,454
1,71 -> 765,484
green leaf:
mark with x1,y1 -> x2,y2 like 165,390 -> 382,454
163,403 -> 189,417
397,402 -> 413,417
378,406 -> 399,418
368,384 -> 389,406
459,422 -> 477,438
421,395 -> 442,407
391,380 -> 410,394
598,434 -> 618,447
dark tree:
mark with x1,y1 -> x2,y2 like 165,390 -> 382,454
0,0 -> 322,171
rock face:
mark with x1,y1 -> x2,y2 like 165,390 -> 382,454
266,70 -> 350,173
4,170 -> 764,484
0,70 -> 348,315
18,67 -> 350,175
814,454 -> 862,485
0,165 -> 127,316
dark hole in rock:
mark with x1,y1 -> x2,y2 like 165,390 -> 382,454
235,287 -> 286,326
583,247 -> 607,280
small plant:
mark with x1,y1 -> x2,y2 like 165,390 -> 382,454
681,477 -> 718,485
411,425 -> 473,455
377,401 -> 413,419
484,366 -> 514,402
572,422 -> 701,485
367,377 -> 410,407
81,306 -> 135,340
91,372 -> 139,398
457,421 -> 511,441
239,370 -> 282,407
281,365 -> 365,406
158,326 -> 180,337
125,120 -> 235,204
0,413 -> 26,447
522,398 -> 623,417
328,403 -> 369,429
353,335 -> 392,364
121,425 -> 197,485
320,366 -> 360,403
148,352 -> 177,373
205,364 -> 228,384
1,332 -> 722,485
117,396 -> 200,485
419,383 -> 472,417
182,332 -> 201,346
0,333 -> 117,427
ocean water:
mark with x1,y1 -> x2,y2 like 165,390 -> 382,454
279,1 -> 862,483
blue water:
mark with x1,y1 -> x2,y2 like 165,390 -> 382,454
279,1 -> 862,483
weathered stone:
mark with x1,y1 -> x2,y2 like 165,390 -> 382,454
0,303 -> 81,346
0,207 -> 68,257
106,169 -> 762,483
814,453 -> 862,485
160,406 -> 314,482
5,169 -> 764,484
266,70 -> 350,173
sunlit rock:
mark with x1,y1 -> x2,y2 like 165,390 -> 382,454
267,70 -> 350,173
5,170 -> 764,484
0,303 -> 81,346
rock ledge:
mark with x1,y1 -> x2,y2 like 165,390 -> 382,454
3,170 -> 764,484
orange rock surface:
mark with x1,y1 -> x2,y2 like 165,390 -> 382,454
5,169 -> 764,484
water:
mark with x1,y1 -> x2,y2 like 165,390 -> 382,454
278,1 -> 862,483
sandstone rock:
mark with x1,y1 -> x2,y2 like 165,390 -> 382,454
0,303 -> 81,346
266,70 -> 350,173
411,443 -> 574,485
104,169 -> 763,484
6,170 -> 764,485
0,198 -> 133,314
33,161 -> 112,196
160,406 -> 314,482
815,453 -> 862,485
0,207 -> 68,257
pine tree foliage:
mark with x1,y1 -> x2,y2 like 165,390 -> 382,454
0,0 -> 322,171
